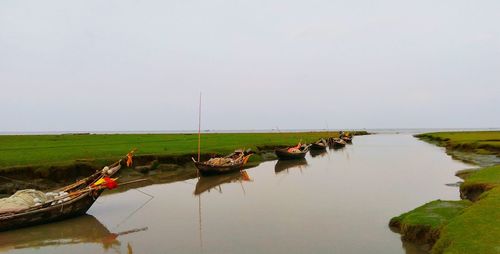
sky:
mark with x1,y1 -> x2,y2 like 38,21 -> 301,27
0,0 -> 499,132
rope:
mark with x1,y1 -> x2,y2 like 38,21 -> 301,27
112,188 -> 154,230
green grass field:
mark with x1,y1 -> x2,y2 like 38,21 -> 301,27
0,131 -> 365,169
416,131 -> 500,155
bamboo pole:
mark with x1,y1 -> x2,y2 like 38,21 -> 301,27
197,92 -> 202,162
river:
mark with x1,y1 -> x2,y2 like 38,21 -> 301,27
0,134 -> 473,254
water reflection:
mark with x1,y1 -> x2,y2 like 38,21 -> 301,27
274,159 -> 308,174
0,215 -> 147,253
329,145 -> 345,150
0,134 -> 474,254
194,170 -> 253,253
310,149 -> 327,158
194,171 -> 252,196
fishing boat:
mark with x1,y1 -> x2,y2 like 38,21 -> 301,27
193,150 -> 252,176
0,159 -> 123,232
310,139 -> 328,150
338,131 -> 353,143
275,144 -> 310,160
341,136 -> 353,143
329,138 -> 347,149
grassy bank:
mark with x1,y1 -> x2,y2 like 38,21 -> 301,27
389,200 -> 472,246
0,131 -> 367,170
415,131 -> 500,155
0,132 -> 366,171
433,165 -> 500,253
0,131 -> 367,195
391,131 -> 500,254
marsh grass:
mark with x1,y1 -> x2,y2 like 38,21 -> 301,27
390,200 -> 471,246
415,131 -> 500,155
0,131 -> 367,169
394,131 -> 500,253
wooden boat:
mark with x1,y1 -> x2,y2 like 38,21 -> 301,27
0,161 -> 122,232
330,138 -> 347,149
275,145 -> 310,160
193,150 -> 252,176
274,159 -> 308,174
310,139 -> 328,150
341,136 -> 353,143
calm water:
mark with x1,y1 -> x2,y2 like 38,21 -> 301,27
0,134 -> 473,254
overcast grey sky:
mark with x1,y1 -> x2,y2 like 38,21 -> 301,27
1,0 -> 499,132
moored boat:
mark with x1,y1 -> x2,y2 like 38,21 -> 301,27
310,139 -> 328,150
0,159 -> 124,232
193,150 -> 252,176
341,136 -> 353,143
329,138 -> 347,149
275,144 -> 310,160
339,131 -> 353,143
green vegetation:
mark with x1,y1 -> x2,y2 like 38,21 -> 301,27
460,165 -> 500,197
433,187 -> 500,254
392,131 -> 500,254
390,200 -> 471,245
0,131 -> 367,170
460,165 -> 500,189
391,200 -> 472,232
416,131 -> 500,155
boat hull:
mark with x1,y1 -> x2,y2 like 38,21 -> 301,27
275,149 -> 308,160
0,190 -> 102,232
341,137 -> 353,143
194,162 -> 244,176
310,143 -> 327,150
331,141 -> 346,149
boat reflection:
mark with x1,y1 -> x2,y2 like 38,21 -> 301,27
274,159 -> 308,174
194,170 -> 252,196
194,170 -> 253,251
0,214 -> 147,252
310,149 -> 327,158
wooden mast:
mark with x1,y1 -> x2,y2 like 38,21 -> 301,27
197,93 -> 202,162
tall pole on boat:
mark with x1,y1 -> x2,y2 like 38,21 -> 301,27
197,92 -> 202,162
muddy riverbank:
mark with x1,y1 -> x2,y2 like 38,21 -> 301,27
0,151 -> 273,196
